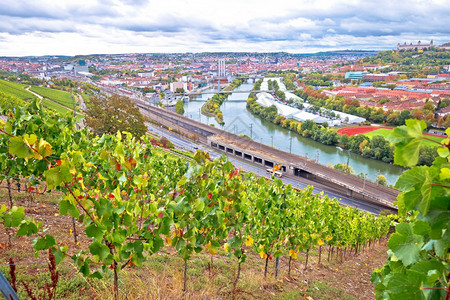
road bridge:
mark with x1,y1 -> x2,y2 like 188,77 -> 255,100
183,89 -> 295,95
137,102 -> 399,211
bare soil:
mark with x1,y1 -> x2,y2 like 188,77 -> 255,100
1,186 -> 389,299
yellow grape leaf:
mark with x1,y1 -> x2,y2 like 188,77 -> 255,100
97,172 -> 107,180
259,251 -> 268,259
326,236 -> 332,241
223,243 -> 230,253
245,235 -> 254,246
206,241 -> 217,255
165,237 -> 173,246
23,134 -> 37,148
69,229 -> 73,235
289,249 -> 298,259
37,138 -> 52,158
318,239 -> 324,246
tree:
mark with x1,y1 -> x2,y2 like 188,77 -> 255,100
86,94 -> 147,138
175,100 -> 185,115
375,174 -> 387,186
398,110 -> 413,125
275,90 -> 286,100
423,100 -> 436,113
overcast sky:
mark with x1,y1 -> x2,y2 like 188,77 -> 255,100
0,0 -> 449,56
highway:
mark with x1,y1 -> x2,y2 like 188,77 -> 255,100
146,122 -> 391,214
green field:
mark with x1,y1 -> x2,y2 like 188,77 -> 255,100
80,92 -> 91,104
30,86 -> 75,108
364,128 -> 443,147
0,79 -> 36,100
41,99 -> 72,114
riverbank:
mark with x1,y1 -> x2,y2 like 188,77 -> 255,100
183,83 -> 404,184
246,94 -> 436,167
201,78 -> 244,125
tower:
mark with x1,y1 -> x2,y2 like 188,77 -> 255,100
218,59 -> 226,77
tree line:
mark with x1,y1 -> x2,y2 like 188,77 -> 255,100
247,94 -> 438,166
201,78 -> 244,125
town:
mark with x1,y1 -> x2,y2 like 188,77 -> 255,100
1,41 -> 449,300
1,42 -> 449,125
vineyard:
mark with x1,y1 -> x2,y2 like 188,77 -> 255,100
0,91 -> 27,110
0,100 -> 448,299
29,86 -> 76,109
0,100 -> 393,298
0,79 -> 36,101
41,98 -> 72,115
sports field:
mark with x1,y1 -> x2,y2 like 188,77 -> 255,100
338,126 -> 444,147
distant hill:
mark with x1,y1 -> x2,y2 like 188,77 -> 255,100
299,50 -> 379,57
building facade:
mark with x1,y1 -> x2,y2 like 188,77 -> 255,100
397,40 -> 433,51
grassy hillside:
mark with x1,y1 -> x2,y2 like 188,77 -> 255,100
0,79 -> 36,100
30,86 -> 75,108
41,98 -> 72,114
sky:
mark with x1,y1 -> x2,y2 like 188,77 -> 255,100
0,0 -> 449,56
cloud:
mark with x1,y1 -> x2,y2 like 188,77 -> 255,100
0,0 -> 449,56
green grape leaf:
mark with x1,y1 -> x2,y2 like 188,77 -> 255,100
388,119 -> 427,167
3,206 -> 25,227
90,271 -> 103,279
395,167 -> 429,191
412,220 -> 430,236
386,273 -> 425,300
85,223 -> 104,241
9,135 -> 33,159
44,162 -> 74,189
387,223 -> 423,266
434,228 -> 449,258
32,235 -> 56,251
112,230 -> 126,244
59,199 -> 72,215
419,176 -> 432,215
16,220 -> 38,236
52,247 -> 67,265
398,189 -> 421,215
393,139 -> 422,167
151,236 -> 164,253
410,260 -> 445,286
89,241 -> 110,260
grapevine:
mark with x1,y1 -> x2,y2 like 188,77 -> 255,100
372,120 -> 450,299
0,100 -> 394,298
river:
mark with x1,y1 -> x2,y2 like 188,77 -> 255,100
183,81 -> 404,184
